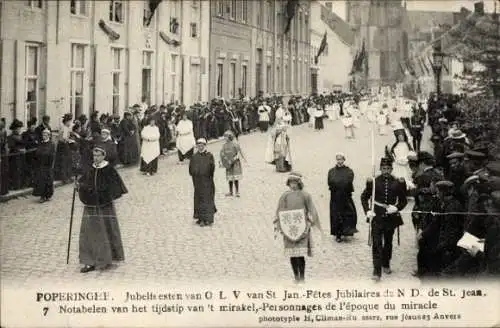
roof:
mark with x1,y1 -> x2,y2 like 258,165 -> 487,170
320,4 -> 355,46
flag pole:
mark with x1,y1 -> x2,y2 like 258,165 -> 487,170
368,122 -> 376,246
66,175 -> 78,264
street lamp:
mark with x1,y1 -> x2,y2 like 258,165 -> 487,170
431,44 -> 444,97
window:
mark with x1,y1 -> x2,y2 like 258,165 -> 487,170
216,1 -> 224,16
170,1 -> 180,34
266,1 -> 272,30
70,44 -> 85,118
266,64 -> 272,93
227,0 -> 236,20
26,0 -> 42,8
25,44 -> 40,123
111,48 -> 122,115
257,2 -> 263,26
216,63 -> 223,97
241,1 -> 248,23
142,51 -> 153,105
190,23 -> 198,37
255,63 -> 261,95
109,0 -> 124,23
70,0 -> 87,15
229,63 -> 236,98
241,65 -> 247,96
285,64 -> 289,91
276,65 -> 281,91
277,13 -> 281,34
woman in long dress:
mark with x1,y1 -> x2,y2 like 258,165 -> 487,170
176,113 -> 195,163
388,129 -> 414,190
274,172 -> 322,283
140,117 -> 161,176
78,146 -> 127,273
219,130 -> 246,197
32,129 -> 56,203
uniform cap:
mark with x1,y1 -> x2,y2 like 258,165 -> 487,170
486,161 -> 500,177
446,152 -> 465,160
380,157 -> 393,167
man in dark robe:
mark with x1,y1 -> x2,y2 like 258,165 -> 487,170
189,138 -> 217,227
118,112 -> 140,165
78,146 -> 127,273
328,153 -> 358,242
32,129 -> 56,202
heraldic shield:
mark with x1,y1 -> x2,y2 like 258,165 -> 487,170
278,208 -> 310,242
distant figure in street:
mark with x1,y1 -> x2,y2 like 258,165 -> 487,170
32,129 -> 56,203
376,110 -> 388,136
314,106 -> 325,130
274,172 -> 322,283
265,123 -> 292,172
118,112 -> 140,166
258,102 -> 271,132
189,138 -> 217,227
219,130 -> 246,197
328,153 -> 358,242
78,146 -> 127,273
140,117 -> 161,176
176,113 -> 195,164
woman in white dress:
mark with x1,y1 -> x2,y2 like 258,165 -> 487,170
342,109 -> 355,139
387,129 -> 414,190
307,102 -> 315,128
175,113 -> 196,164
140,117 -> 160,176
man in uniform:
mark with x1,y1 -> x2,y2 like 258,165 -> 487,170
361,157 -> 408,281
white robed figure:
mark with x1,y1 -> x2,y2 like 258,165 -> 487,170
175,113 -> 196,163
387,129 -> 415,189
140,118 -> 161,175
265,123 -> 292,170
307,104 -> 315,127
275,105 -> 284,123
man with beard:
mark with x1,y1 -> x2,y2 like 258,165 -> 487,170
189,138 -> 217,227
361,157 -> 408,281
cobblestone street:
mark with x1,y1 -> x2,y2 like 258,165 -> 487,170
0,118 -> 423,287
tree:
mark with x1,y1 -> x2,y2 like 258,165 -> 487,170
445,10 -> 500,98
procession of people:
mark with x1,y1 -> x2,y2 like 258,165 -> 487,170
2,87 -> 500,282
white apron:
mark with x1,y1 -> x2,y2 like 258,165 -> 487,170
140,125 -> 160,164
176,119 -> 195,155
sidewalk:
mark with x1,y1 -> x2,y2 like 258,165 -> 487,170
0,136 -> 225,203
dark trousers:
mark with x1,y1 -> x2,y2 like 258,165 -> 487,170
178,148 -> 194,162
412,132 -> 422,151
371,220 -> 395,276
290,256 -> 305,281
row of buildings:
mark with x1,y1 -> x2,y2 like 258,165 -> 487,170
0,0 -> 354,125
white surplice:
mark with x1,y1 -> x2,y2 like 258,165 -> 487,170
140,125 -> 160,164
176,119 -> 195,155
391,142 -> 413,186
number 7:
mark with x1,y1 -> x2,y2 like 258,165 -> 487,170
43,307 -> 49,316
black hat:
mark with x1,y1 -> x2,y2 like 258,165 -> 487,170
417,151 -> 434,163
380,157 -> 393,167
435,180 -> 455,190
9,119 -> 23,130
486,161 -> 500,177
465,150 -> 487,161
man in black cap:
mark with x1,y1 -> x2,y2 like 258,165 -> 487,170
464,150 -> 488,177
446,152 -> 466,203
410,108 -> 425,151
361,157 -> 408,281
424,180 -> 464,274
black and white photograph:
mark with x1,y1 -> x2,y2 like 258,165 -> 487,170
1,0 -> 500,327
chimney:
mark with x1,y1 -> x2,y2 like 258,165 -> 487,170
325,1 -> 332,11
474,1 -> 484,15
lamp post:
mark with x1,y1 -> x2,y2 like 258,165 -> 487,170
431,44 -> 444,97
